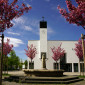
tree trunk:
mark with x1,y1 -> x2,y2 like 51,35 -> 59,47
7,57 -> 8,74
3,56 -> 4,73
82,62 -> 84,76
3,55 -> 5,74
81,34 -> 85,76
4,55 -> 6,74
0,34 -> 4,85
59,61 -> 60,70
79,59 -> 81,76
31,59 -> 32,69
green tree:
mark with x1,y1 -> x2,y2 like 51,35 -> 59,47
19,59 -> 23,70
0,52 -> 7,71
8,50 -> 20,70
24,60 -> 28,69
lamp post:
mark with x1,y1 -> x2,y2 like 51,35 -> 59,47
81,34 -> 85,76
0,33 -> 4,85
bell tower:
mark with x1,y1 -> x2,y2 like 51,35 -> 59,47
40,17 -> 47,59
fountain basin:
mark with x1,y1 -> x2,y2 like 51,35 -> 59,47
23,69 -> 64,77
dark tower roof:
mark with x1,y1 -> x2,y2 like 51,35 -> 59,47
40,17 -> 47,28
40,21 -> 47,28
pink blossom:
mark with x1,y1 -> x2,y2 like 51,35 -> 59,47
74,39 -> 85,59
57,0 -> 85,29
0,0 -> 32,32
24,44 -> 37,62
2,39 -> 13,56
51,44 -> 65,62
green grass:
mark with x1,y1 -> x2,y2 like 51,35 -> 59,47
2,73 -> 11,76
78,75 -> 85,78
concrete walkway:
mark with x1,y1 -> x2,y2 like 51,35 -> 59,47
2,80 -> 85,85
7,70 -> 84,76
7,70 -> 25,76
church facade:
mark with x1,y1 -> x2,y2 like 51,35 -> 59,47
28,20 -> 84,72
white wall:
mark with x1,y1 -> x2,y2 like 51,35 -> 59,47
28,40 -> 42,69
28,40 -> 79,71
61,41 -> 79,63
47,41 -> 61,69
47,41 -> 79,69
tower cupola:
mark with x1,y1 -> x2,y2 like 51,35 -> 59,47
40,17 -> 47,28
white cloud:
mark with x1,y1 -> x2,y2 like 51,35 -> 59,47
13,16 -> 39,29
7,32 -> 20,36
27,4 -> 31,7
14,16 -> 39,27
13,17 -> 25,24
4,37 -> 24,47
16,50 -> 25,54
47,27 -> 54,34
11,21 -> 16,26
11,16 -> 39,35
27,18 -> 39,27
24,26 -> 32,31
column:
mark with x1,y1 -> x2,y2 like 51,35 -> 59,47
72,63 -> 74,72
78,62 -> 80,73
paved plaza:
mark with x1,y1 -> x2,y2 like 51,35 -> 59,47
2,80 -> 85,85
2,71 -> 85,85
3,70 -> 83,76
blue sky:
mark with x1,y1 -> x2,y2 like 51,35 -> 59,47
3,0 -> 85,61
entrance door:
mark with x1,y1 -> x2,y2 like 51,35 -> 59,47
74,63 -> 78,72
60,53 -> 66,71
65,63 -> 72,72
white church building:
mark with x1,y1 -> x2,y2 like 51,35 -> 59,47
28,20 -> 84,72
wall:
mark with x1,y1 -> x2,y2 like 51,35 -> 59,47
47,41 -> 79,69
40,28 -> 47,58
28,40 -> 42,69
28,40 -> 79,71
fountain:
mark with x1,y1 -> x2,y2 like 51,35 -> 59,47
23,54 -> 64,77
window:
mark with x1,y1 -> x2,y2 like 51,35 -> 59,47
74,63 -> 78,72
60,53 -> 66,70
65,63 -> 72,72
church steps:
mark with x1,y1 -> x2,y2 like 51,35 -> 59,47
4,75 -> 84,84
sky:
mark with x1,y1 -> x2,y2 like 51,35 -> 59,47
1,0 -> 85,61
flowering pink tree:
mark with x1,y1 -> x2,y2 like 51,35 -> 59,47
3,39 -> 13,56
51,44 -> 65,69
24,44 -> 37,63
0,39 -> 13,74
0,0 -> 32,32
0,0 -> 31,84
74,39 -> 85,74
57,0 -> 85,29
74,39 -> 85,60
